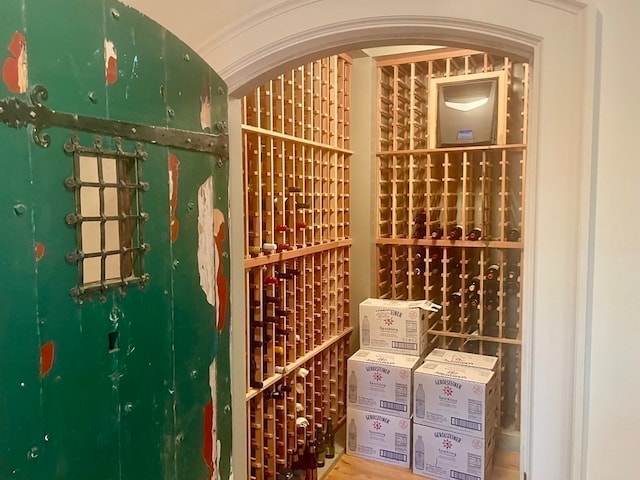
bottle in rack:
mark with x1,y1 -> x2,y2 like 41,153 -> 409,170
348,369 -> 357,404
467,227 -> 482,241
447,224 -> 463,240
315,425 -> 326,467
486,264 -> 500,281
347,418 -> 357,453
415,383 -> 425,418
430,226 -> 444,240
325,417 -> 335,459
413,224 -> 427,239
304,436 -> 318,480
506,264 -> 520,282
506,225 -> 521,242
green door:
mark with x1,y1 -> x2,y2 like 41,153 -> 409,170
0,1 -> 232,479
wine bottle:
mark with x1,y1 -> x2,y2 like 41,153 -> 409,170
485,295 -> 499,312
276,224 -> 290,233
266,389 -> 285,400
430,227 -> 444,239
484,279 -> 499,297
415,383 -> 425,418
414,211 -> 427,225
468,293 -> 480,308
305,437 -> 318,480
467,227 -> 482,241
324,417 -> 335,458
263,294 -> 279,304
447,224 -> 463,240
291,448 -> 305,480
506,281 -> 520,295
506,226 -> 521,242
450,291 -> 462,307
279,450 -> 295,480
413,224 -> 427,239
296,221 -> 307,230
414,247 -> 427,261
262,242 -> 277,252
276,271 -> 295,280
347,418 -> 357,453
430,247 -> 443,274
277,243 -> 292,252
486,264 -> 500,281
467,277 -> 480,294
264,276 -> 279,285
315,425 -> 326,467
249,357 -> 263,389
506,264 -> 520,282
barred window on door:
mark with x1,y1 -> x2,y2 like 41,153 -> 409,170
64,136 -> 149,302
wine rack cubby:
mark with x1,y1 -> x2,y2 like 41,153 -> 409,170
375,48 -> 529,432
243,54 -> 352,480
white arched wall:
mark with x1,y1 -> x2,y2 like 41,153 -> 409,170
122,1 -> 597,479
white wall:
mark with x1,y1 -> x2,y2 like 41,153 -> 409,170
584,0 -> 640,478
120,0 -> 640,478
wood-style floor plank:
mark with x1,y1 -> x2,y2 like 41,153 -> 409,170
325,449 -> 519,480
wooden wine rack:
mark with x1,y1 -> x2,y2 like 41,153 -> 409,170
242,54 -> 352,480
375,48 -> 529,432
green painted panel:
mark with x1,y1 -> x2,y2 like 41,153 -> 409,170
169,149 -> 215,480
29,127 -> 120,479
0,128 -> 43,480
1,2 -> 232,479
115,143 -> 176,480
103,1 -> 169,127
25,0 -> 108,116
164,34 -> 211,133
209,70 -> 233,480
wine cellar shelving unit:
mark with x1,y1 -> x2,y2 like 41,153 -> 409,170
242,54 -> 352,480
376,48 -> 529,432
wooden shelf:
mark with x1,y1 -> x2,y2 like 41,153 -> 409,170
375,49 -> 529,433
243,54 -> 352,480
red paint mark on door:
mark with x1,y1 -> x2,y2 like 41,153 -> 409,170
40,341 -> 55,378
168,154 -> 180,243
104,40 -> 118,85
214,223 -> 228,331
35,242 -> 45,261
203,401 -> 215,476
2,31 -> 27,93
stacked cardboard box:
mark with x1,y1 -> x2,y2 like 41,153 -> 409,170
412,360 -> 498,480
358,298 -> 440,356
345,299 -> 441,468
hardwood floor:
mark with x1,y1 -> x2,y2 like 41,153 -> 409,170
324,449 -> 519,480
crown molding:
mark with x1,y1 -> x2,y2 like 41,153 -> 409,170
215,15 -> 541,95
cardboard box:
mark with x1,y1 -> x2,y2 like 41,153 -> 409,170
359,298 -> 441,356
346,407 -> 412,468
347,349 -> 422,418
412,422 -> 495,480
426,348 -> 498,373
413,360 -> 497,436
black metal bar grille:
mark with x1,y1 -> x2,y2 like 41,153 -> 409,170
64,135 -> 149,303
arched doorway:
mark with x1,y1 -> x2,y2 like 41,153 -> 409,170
198,3 -> 593,479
